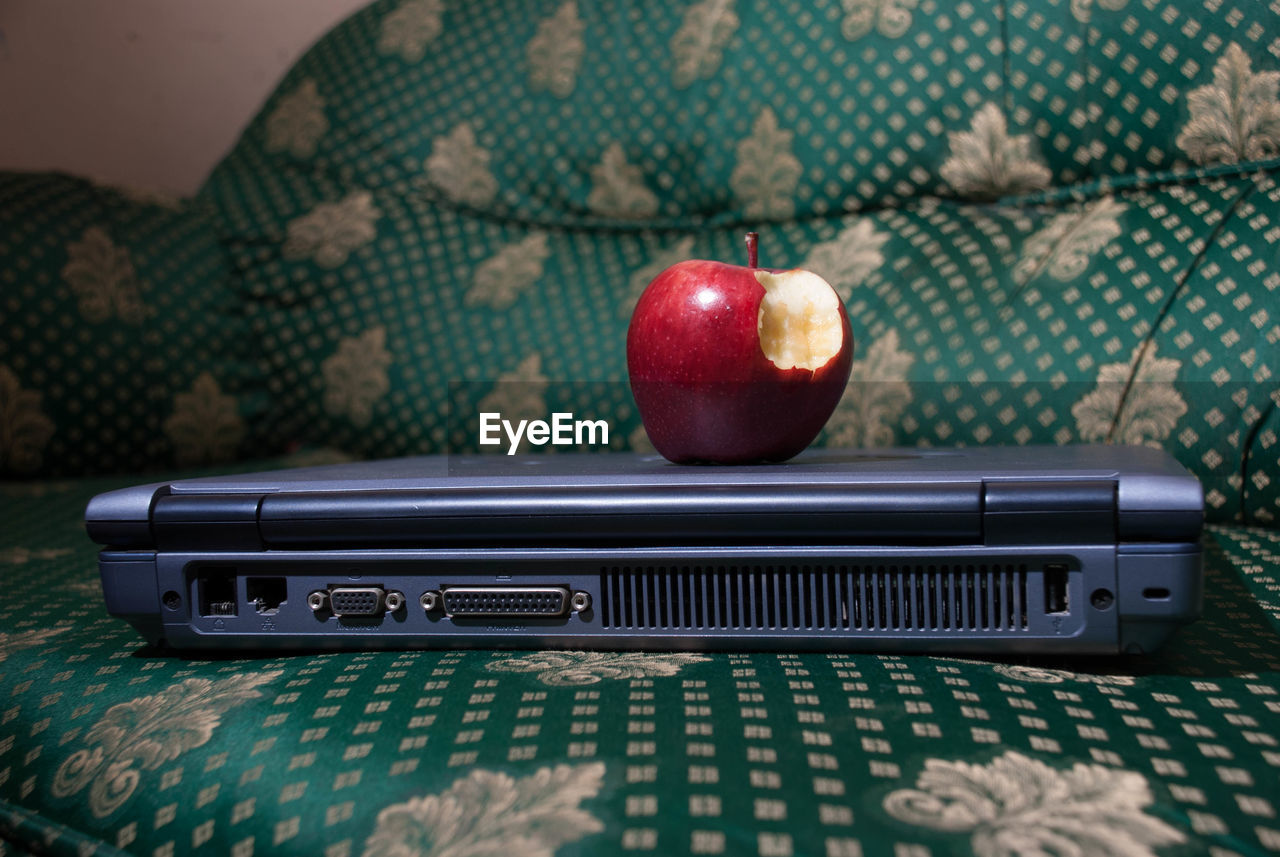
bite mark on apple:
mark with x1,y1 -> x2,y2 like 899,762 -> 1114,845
754,269 -> 844,371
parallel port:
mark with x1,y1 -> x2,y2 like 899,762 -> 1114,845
441,587 -> 569,617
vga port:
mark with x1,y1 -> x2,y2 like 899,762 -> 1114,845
441,587 -> 569,617
327,586 -> 389,616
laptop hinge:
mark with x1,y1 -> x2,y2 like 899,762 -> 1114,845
153,493 -> 264,551
983,480 -> 1116,545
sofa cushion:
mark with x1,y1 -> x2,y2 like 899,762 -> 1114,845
0,172 -> 257,477
2,468 -> 1279,856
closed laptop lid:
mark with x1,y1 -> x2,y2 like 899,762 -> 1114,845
85,446 -> 1204,551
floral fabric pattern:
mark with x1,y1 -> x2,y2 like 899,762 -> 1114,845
1069,0 -> 1127,23
61,227 -> 146,324
486,651 -> 712,686
282,192 -> 380,269
526,1 -> 585,98
840,0 -> 918,40
0,627 -> 67,663
323,327 -> 393,427
990,664 -> 1137,687
0,365 -> 55,475
0,547 -> 72,565
731,107 -> 802,219
802,219 -> 889,301
163,373 -> 245,466
587,143 -> 659,218
1072,345 -> 1188,447
941,103 -> 1051,200
825,329 -> 915,448
670,0 -> 739,89
361,763 -> 605,857
1177,43 -> 1280,166
426,124 -> 500,208
883,751 -> 1186,857
377,0 -> 444,62
264,79 -> 328,159
51,671 -> 279,818
466,233 -> 551,309
1013,197 -> 1127,285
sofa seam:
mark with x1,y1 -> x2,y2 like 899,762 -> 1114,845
1104,177 -> 1259,443
197,154 -> 1280,239
0,795 -> 133,857
1239,396 -> 1277,527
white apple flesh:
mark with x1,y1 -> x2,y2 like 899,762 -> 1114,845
756,269 -> 846,371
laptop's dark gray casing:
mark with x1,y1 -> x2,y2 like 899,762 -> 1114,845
85,446 -> 1203,654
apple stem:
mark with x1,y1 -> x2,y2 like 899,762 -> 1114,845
745,232 -> 758,269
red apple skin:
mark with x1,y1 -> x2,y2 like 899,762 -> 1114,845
627,259 -> 854,464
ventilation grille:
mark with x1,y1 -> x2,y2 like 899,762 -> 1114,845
599,565 -> 1028,632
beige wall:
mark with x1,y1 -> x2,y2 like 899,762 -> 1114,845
0,0 -> 370,195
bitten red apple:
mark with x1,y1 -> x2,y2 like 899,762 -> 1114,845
627,233 -> 854,464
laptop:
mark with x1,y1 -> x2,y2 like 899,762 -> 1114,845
85,445 -> 1203,654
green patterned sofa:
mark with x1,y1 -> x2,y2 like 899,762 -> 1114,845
3,0 -> 1279,854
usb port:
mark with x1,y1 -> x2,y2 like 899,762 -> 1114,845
1044,564 -> 1069,614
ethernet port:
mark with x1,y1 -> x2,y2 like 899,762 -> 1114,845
198,572 -> 238,617
247,577 -> 287,615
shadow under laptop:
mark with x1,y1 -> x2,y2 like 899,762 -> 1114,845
1130,531 -> 1280,679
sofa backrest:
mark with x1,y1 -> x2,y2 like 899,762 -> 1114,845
188,0 -> 1280,526
0,172 -> 252,477
204,0 -> 1280,227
